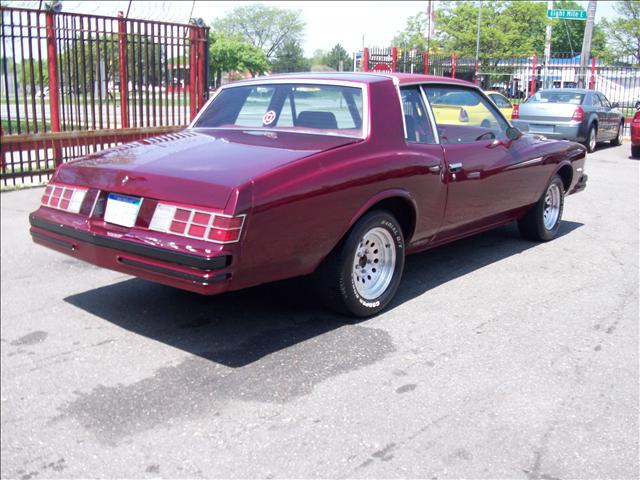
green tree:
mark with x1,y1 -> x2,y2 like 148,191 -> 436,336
600,0 -> 640,62
270,39 -> 310,73
392,12 -> 428,51
212,4 -> 305,60
322,44 -> 351,71
209,32 -> 269,87
550,1 -> 609,58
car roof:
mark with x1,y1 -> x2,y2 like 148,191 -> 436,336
485,90 -> 507,96
228,72 -> 475,87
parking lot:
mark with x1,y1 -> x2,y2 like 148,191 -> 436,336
1,143 -> 638,479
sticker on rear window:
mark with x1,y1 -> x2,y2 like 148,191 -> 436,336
262,110 -> 276,125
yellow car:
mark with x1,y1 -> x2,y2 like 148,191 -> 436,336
427,90 -> 502,128
485,90 -> 514,120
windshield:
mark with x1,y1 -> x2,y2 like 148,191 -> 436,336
527,91 -> 585,105
193,83 -> 365,138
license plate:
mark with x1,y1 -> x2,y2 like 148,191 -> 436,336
531,124 -> 554,133
104,193 -> 142,228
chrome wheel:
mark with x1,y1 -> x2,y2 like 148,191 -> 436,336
543,183 -> 561,230
589,127 -> 597,152
352,227 -> 396,300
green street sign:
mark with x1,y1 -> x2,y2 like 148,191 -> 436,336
547,9 -> 587,20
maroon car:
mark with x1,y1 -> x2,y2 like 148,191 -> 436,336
30,73 -> 587,316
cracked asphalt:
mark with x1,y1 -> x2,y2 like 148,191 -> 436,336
1,143 -> 638,479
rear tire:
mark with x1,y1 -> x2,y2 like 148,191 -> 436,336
583,124 -> 597,153
313,210 -> 405,317
518,175 -> 564,242
611,121 -> 624,146
632,145 -> 640,158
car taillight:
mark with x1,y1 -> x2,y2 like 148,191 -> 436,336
148,202 -> 245,244
633,111 -> 640,123
512,103 -> 520,119
458,108 -> 469,122
571,106 -> 585,122
41,183 -> 88,214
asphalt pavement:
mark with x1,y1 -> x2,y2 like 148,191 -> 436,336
1,142 -> 638,479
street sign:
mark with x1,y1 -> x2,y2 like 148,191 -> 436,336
547,9 -> 587,20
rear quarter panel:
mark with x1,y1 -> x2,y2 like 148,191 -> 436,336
229,80 -> 443,290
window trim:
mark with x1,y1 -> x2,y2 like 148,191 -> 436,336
398,85 -> 438,145
189,79 -> 370,140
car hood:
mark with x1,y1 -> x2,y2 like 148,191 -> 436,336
55,129 -> 359,208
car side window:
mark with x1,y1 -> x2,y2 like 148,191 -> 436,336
490,94 -> 511,108
423,85 -> 509,144
591,94 -> 602,107
598,94 -> 611,109
400,87 -> 435,144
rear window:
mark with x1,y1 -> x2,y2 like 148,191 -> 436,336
527,91 -> 585,105
193,83 -> 365,138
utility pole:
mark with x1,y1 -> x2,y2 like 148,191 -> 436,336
543,0 -> 553,89
474,0 -> 482,85
578,0 -> 597,88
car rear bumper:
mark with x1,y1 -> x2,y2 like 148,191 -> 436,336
513,120 -> 585,142
30,214 -> 234,295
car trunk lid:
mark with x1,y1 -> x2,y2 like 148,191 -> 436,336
55,129 -> 360,209
518,102 -> 581,123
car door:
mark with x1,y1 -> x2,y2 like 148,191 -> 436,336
597,93 -> 616,139
398,86 -> 447,246
422,84 -> 548,240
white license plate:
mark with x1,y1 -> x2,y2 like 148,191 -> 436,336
104,193 -> 142,228
532,124 -> 554,133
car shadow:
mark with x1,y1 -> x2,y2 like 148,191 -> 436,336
64,221 -> 583,368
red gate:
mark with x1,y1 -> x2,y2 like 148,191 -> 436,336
1,6 -> 209,188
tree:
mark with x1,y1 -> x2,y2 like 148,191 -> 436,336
600,0 -> 640,62
392,12 -> 428,51
209,32 -> 269,87
323,44 -> 351,71
270,40 -> 310,73
212,4 -> 305,60
550,1 -> 609,58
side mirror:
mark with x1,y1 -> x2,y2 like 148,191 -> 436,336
506,126 -> 523,140
611,102 -> 620,109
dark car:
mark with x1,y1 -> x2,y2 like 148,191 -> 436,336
512,88 -> 625,152
30,73 -> 587,317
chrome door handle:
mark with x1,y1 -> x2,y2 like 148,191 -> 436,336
448,162 -> 463,173
428,164 -> 441,173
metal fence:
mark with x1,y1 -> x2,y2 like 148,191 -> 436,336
1,6 -> 209,188
364,47 -> 639,135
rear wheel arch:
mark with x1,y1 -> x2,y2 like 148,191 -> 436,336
348,192 -> 417,243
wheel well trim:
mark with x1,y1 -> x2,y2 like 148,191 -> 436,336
346,189 -> 417,238
551,161 -> 574,192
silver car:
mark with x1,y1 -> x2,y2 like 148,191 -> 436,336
512,89 -> 625,152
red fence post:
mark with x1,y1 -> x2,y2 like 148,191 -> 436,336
363,48 -> 369,72
589,57 -> 596,90
45,10 -> 62,165
530,53 -> 537,96
197,27 -> 207,111
117,12 -> 129,128
451,52 -> 457,78
189,26 -> 198,121
391,47 -> 397,72
423,52 -> 429,75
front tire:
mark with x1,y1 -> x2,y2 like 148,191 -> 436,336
314,210 -> 405,317
518,175 -> 565,242
583,124 -> 597,153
